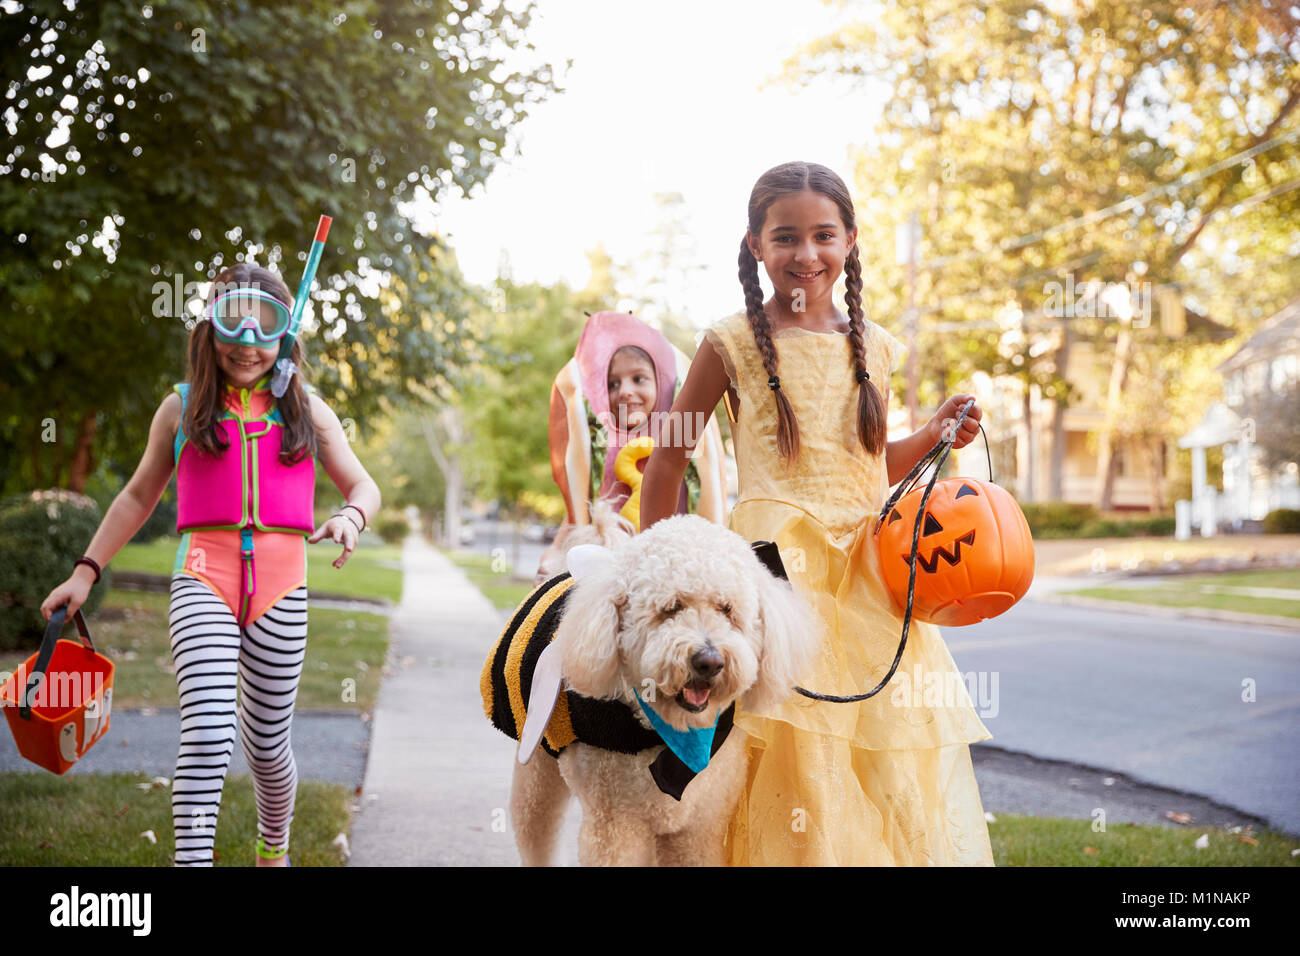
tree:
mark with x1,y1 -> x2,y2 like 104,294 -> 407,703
0,0 -> 556,493
1253,378 -> 1300,473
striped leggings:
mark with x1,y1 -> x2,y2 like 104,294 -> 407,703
168,574 -> 307,866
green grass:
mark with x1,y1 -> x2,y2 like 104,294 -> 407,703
0,589 -> 390,711
0,771 -> 352,866
115,536 -> 404,604
987,813 -> 1300,866
1067,568 -> 1300,619
1169,569 -> 1300,589
2,777 -> 1293,866
442,549 -> 534,610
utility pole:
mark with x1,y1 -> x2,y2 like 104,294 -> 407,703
897,211 -> 922,431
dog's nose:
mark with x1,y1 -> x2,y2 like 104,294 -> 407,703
690,646 -> 724,679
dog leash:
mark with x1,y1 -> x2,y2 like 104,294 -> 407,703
792,399 -> 991,703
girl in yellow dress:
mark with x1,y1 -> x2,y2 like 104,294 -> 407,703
641,161 -> 995,866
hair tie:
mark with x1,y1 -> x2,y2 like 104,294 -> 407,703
854,369 -> 870,384
74,556 -> 102,585
768,375 -> 781,391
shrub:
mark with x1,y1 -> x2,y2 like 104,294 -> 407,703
1263,509 -> 1300,534
373,509 -> 410,545
1020,500 -> 1176,539
0,490 -> 109,652
1019,501 -> 1098,535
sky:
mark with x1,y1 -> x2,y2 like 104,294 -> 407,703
429,0 -> 885,329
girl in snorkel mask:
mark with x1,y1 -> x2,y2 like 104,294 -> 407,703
41,243 -> 382,868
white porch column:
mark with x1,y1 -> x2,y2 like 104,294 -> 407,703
1243,438 -> 1255,523
1190,445 -> 1207,531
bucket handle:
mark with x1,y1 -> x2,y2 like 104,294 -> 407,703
19,607 -> 95,721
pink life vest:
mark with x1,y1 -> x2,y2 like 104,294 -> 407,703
173,381 -> 315,535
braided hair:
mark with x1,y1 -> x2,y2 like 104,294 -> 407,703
739,161 -> 888,462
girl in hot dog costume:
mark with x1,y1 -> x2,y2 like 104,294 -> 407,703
534,311 -> 729,581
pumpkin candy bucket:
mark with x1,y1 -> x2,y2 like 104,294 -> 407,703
1,608 -> 115,774
876,476 -> 1034,626
874,399 -> 1034,627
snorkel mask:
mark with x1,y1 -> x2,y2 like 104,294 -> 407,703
208,289 -> 294,347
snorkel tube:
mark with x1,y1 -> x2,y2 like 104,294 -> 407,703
271,214 -> 333,398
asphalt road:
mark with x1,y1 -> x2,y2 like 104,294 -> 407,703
943,594 -> 1300,836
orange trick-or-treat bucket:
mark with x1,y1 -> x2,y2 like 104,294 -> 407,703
876,476 -> 1035,627
1,608 -> 115,774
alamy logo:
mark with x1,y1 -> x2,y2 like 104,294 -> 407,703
49,886 -> 151,936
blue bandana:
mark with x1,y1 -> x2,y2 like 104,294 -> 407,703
634,690 -> 721,774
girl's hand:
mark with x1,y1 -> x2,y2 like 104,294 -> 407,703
928,394 -> 983,449
40,568 -> 95,622
309,515 -> 359,569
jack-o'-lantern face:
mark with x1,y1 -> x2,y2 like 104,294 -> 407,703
885,482 -> 981,572
876,478 -> 1034,627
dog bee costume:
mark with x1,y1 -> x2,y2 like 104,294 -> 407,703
480,571 -> 735,801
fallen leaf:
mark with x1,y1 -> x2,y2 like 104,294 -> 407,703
1194,833 -> 1209,849
1239,835 -> 1258,846
1165,811 -> 1193,824
39,840 -> 53,850
1083,846 -> 1098,855
332,832 -> 351,859
115,805 -> 130,818
140,830 -> 157,844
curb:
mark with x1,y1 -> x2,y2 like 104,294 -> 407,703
1036,592 -> 1299,630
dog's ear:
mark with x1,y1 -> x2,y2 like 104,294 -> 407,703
745,564 -> 821,712
554,560 -> 626,700
565,543 -> 612,581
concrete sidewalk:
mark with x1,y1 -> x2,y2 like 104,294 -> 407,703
347,535 -> 528,865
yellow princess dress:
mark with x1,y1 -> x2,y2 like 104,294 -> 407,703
703,312 -> 995,866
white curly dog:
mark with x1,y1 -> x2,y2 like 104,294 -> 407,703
510,513 -> 820,866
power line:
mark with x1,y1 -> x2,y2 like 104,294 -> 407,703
921,128 -> 1300,269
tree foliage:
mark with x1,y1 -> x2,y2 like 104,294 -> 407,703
0,0 -> 556,494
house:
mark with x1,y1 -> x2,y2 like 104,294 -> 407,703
943,283 -> 1233,509
1176,297 -> 1300,535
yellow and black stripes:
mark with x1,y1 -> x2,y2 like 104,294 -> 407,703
481,573 -> 576,756
480,572 -> 661,758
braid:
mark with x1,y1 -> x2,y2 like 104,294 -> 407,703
739,238 -> 800,461
844,244 -> 887,456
